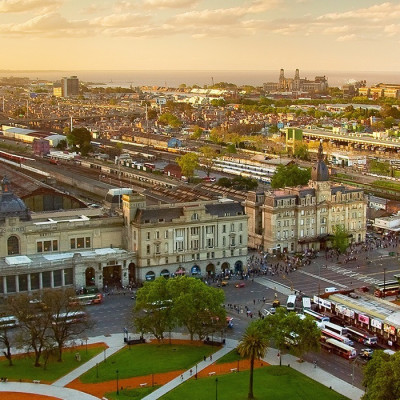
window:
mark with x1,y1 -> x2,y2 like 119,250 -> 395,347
191,239 -> 199,250
301,210 -> 305,216
155,244 -> 160,254
165,257 -> 169,264
7,236 -> 19,255
175,241 -> 184,251
155,231 -> 160,239
192,213 -> 198,220
239,223 -> 243,231
191,227 -> 199,235
69,237 -> 90,250
175,228 -> 185,238
165,243 -> 169,252
230,223 -> 235,232
164,230 -> 169,239
147,259 -> 151,266
222,225 -> 226,233
146,245 -> 150,255
277,221 -> 281,227
146,232 -> 151,240
207,238 -> 214,248
239,235 -> 242,244
222,237 -> 226,246
37,239 -> 59,253
230,237 -> 235,246
206,226 -> 214,234
176,256 -> 180,262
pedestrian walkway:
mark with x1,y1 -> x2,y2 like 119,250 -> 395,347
263,349 -> 363,400
0,381 -> 99,400
0,332 -> 364,400
140,338 -> 236,400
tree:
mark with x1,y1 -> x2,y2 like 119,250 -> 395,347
134,278 -> 175,341
177,152 -> 199,180
362,351 -> 400,400
199,146 -> 218,177
158,112 -> 182,128
55,139 -> 67,151
44,289 -> 92,362
0,307 -> 14,366
237,321 -> 269,399
270,164 -> 311,188
294,143 -> 310,161
190,126 -> 203,140
331,224 -> 350,254
67,127 -> 92,156
9,293 -> 53,367
168,277 -> 226,341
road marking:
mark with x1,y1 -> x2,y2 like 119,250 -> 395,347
297,270 -> 348,288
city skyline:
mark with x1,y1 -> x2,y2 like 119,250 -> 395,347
0,0 -> 400,72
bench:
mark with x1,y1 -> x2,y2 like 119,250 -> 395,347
140,383 -> 148,387
230,368 -> 237,372
33,380 -> 40,384
208,372 -> 216,376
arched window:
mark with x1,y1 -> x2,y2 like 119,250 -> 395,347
7,236 -> 19,255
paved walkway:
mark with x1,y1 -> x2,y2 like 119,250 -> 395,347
0,332 -> 364,400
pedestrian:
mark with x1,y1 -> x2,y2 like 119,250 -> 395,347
181,374 -> 183,380
203,355 -> 206,362
190,369 -> 192,376
210,355 -> 212,361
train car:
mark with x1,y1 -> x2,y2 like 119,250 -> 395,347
0,150 -> 35,164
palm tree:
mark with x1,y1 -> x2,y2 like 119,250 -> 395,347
237,322 -> 269,399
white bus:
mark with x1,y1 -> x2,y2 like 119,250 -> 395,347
303,309 -> 330,323
323,338 -> 357,359
345,326 -> 378,346
52,311 -> 87,325
0,315 -> 19,329
286,295 -> 296,312
321,328 -> 354,346
323,321 -> 348,337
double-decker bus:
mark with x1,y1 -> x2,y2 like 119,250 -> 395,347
322,338 -> 357,359
70,292 -> 103,306
345,326 -> 378,346
374,280 -> 400,298
303,309 -> 330,323
286,295 -> 296,312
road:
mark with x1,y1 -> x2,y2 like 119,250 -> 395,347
83,240 -> 400,390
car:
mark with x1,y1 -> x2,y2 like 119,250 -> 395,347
235,282 -> 245,288
360,348 -> 374,359
272,299 -> 281,308
221,281 -> 229,287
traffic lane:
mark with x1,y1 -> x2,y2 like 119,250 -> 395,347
86,294 -> 134,336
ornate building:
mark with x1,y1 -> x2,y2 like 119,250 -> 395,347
245,143 -> 367,253
0,176 -> 248,296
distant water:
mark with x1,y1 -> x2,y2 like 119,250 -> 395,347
0,69 -> 399,88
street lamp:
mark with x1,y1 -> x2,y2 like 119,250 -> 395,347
215,377 -> 218,400
383,267 -> 387,298
116,369 -> 119,395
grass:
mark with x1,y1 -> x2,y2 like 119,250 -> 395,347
80,343 -> 217,383
159,366 -> 349,400
105,385 -> 160,400
0,344 -> 106,383
215,349 -> 243,364
372,180 -> 400,191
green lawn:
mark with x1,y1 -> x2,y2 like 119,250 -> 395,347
215,349 -> 243,364
0,345 -> 105,383
105,386 -> 159,400
159,366 -> 349,400
80,343 -> 217,383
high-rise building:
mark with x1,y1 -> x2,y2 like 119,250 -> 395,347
61,76 -> 79,97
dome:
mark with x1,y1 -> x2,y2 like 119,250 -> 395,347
0,176 -> 31,221
311,142 -> 329,182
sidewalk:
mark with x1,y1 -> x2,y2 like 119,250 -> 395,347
0,332 -> 364,400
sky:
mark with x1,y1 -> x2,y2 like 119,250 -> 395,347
0,0 -> 400,72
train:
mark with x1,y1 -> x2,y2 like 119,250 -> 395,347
0,150 -> 35,164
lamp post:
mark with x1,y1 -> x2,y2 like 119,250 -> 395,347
383,267 -> 387,298
318,264 -> 321,311
215,377 -> 218,400
116,369 -> 119,395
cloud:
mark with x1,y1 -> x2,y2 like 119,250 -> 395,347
336,34 -> 356,42
90,13 -> 151,28
0,0 -> 62,13
142,0 -> 200,8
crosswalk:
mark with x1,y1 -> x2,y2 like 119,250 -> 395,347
327,265 -> 381,285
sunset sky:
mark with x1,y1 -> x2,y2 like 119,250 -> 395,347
1,0 -> 400,71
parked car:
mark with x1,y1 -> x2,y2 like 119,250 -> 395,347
360,348 -> 374,359
235,282 -> 245,288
